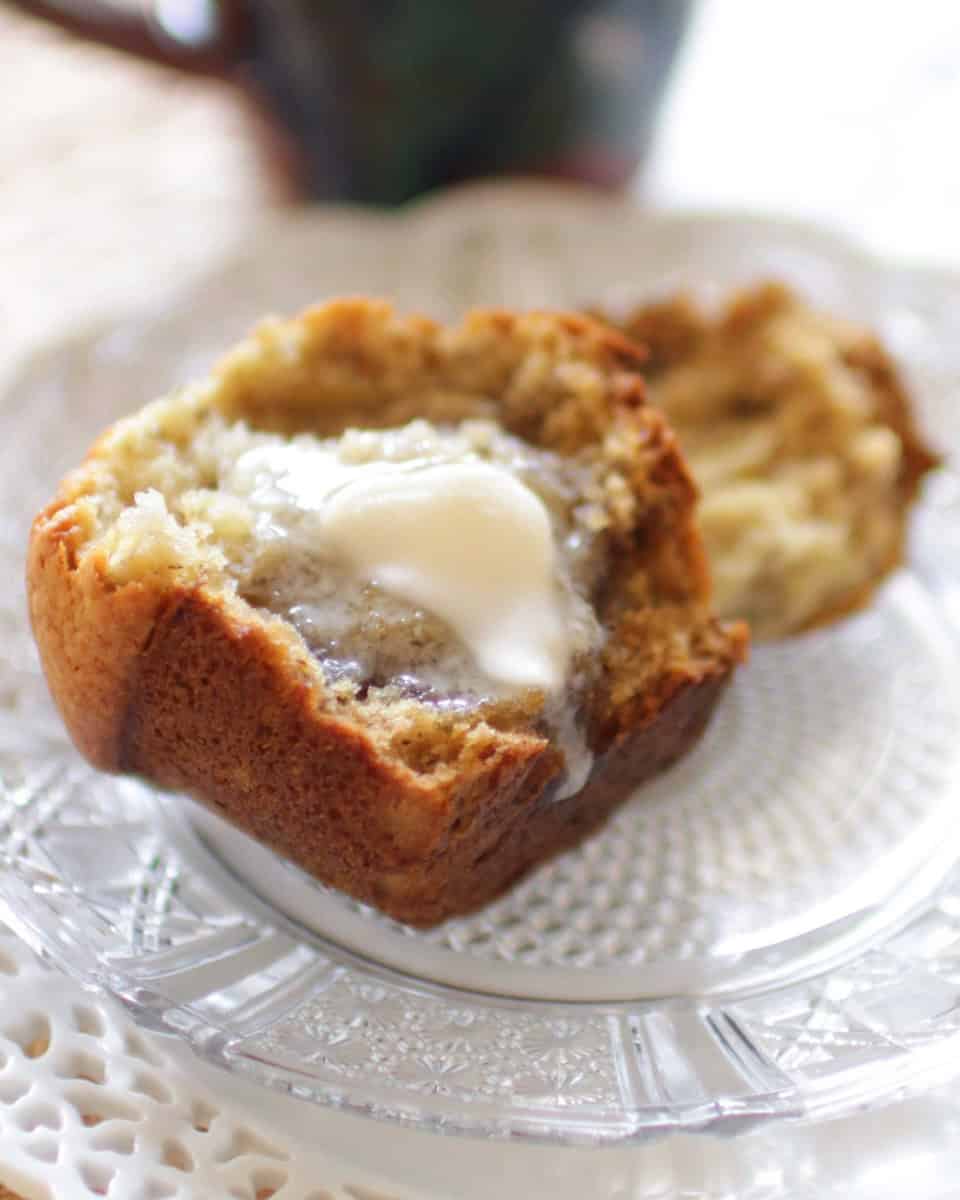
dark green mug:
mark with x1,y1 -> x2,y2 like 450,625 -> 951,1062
9,0 -> 691,204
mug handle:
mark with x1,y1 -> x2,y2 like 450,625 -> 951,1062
7,0 -> 250,75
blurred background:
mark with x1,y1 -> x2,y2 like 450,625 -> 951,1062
4,0 -> 960,385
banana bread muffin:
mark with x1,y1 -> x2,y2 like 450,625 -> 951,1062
603,283 -> 939,639
28,300 -> 746,926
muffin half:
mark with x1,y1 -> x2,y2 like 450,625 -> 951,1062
601,283 -> 940,639
28,301 -> 746,925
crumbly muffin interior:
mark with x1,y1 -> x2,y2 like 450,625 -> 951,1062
84,399 -> 621,792
615,283 -> 939,638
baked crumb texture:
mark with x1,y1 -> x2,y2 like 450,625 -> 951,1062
28,301 -> 745,926
607,283 -> 940,639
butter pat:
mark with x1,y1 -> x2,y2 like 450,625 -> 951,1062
322,461 -> 567,690
229,433 -> 572,692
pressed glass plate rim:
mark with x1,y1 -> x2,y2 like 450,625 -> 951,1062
6,848 -> 960,1144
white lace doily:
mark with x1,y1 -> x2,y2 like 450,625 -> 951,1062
0,922 -> 431,1200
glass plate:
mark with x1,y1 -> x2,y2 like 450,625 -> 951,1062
3,188 -> 960,1145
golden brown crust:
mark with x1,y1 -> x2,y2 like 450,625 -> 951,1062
28,495 -> 170,772
796,328 -> 940,633
28,300 -> 745,926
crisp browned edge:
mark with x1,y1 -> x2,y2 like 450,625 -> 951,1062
779,319 -> 941,634
27,302 -> 745,927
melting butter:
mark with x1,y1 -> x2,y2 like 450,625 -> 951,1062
229,441 -> 571,692
322,460 -> 567,691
